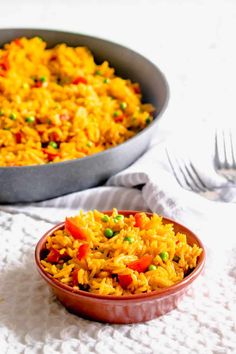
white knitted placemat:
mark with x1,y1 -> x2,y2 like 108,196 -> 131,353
0,209 -> 236,354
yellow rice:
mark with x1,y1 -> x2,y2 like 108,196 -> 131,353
41,209 -> 202,295
0,37 -> 154,166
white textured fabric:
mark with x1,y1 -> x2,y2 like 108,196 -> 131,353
1,128 -> 236,353
0,210 -> 236,354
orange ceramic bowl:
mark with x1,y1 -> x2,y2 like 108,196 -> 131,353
35,211 -> 205,324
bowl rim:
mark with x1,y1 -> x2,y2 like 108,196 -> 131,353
35,210 -> 205,301
0,28 -> 169,171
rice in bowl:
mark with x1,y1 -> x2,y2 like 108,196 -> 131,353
40,209 -> 202,296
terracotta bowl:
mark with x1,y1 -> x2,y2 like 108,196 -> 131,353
35,211 -> 205,324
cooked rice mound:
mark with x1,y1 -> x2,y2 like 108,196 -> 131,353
41,209 -> 202,295
0,37 -> 154,166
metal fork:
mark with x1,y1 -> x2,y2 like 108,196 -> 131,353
214,129 -> 236,182
166,131 -> 236,201
165,148 -> 210,194
165,148 -> 234,201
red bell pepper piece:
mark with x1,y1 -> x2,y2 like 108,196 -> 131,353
0,56 -> 9,71
0,62 -> 8,71
118,274 -> 133,288
72,76 -> 87,85
51,132 -> 61,142
65,218 -> 87,240
15,132 -> 22,144
42,148 -> 61,161
32,81 -> 43,88
47,248 -> 61,263
50,55 -> 57,61
114,114 -> 125,123
13,38 -> 22,47
77,243 -> 90,260
134,213 -> 145,228
127,255 -> 153,273
133,84 -> 141,94
72,268 -> 79,286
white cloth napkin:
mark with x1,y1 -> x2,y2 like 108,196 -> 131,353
1,125 -> 236,354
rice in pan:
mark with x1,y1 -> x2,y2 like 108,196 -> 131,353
0,37 -> 154,166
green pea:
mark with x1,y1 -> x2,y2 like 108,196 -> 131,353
9,113 -> 17,120
159,251 -> 169,262
86,141 -> 92,147
124,236 -> 134,244
115,215 -> 124,221
95,70 -> 102,75
49,141 -> 58,149
146,117 -> 151,125
120,102 -> 127,110
113,111 -> 119,117
104,228 -> 114,238
103,78 -> 110,84
101,215 -> 109,222
0,110 -> 4,116
40,76 -> 46,83
148,264 -> 157,271
25,116 -> 35,123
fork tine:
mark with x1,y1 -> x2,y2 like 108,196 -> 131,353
175,160 -> 200,193
230,131 -> 236,168
214,130 -> 220,169
188,162 -> 209,191
181,162 -> 207,193
223,129 -> 233,168
166,148 -> 202,193
214,129 -> 235,182
165,148 -> 185,188
223,130 -> 228,169
215,129 -> 225,168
